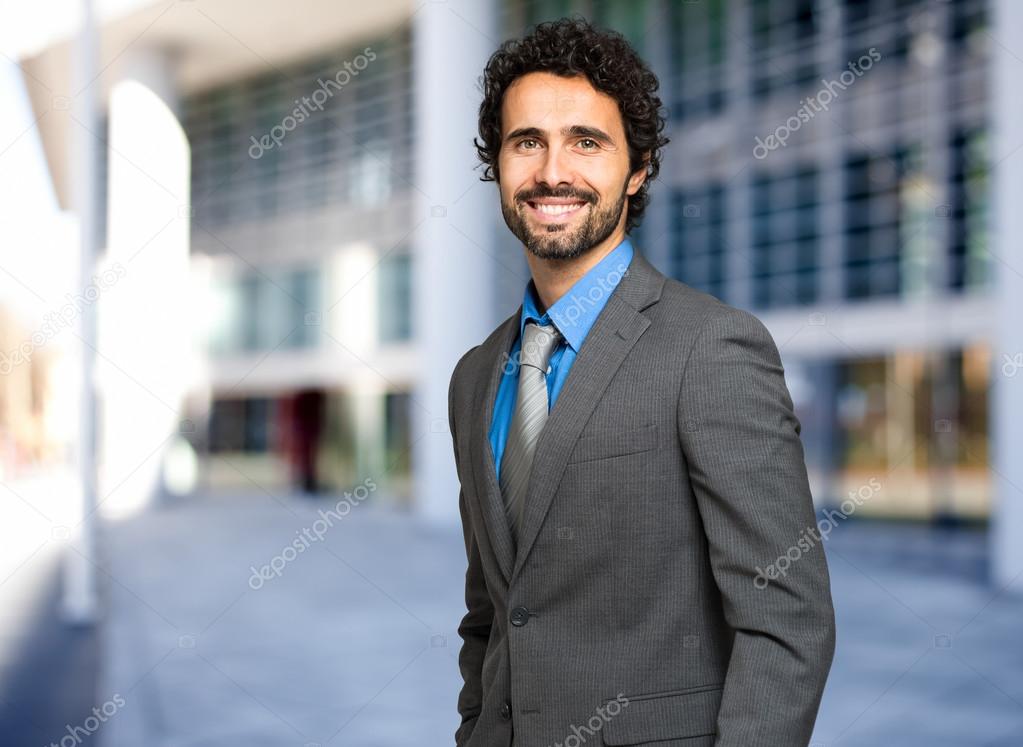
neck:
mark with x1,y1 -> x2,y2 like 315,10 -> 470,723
525,226 -> 627,314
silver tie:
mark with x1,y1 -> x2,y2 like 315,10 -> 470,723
500,321 -> 562,545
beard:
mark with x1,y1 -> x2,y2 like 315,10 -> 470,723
500,176 -> 629,261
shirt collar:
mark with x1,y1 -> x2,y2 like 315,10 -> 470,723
519,237 -> 634,352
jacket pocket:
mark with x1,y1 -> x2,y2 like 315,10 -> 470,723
599,683 -> 722,745
566,423 -> 658,465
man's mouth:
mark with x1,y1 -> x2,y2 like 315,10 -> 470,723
524,198 -> 589,223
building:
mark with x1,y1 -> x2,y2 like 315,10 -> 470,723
10,0 -> 1023,584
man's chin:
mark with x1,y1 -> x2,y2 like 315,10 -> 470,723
523,234 -> 589,261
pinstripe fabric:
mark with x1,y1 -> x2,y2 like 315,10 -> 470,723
499,322 -> 562,544
489,238 -> 633,482
448,248 -> 836,747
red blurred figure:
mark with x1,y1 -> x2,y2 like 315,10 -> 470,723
285,388 -> 325,495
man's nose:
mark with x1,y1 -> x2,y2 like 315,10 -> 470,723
536,145 -> 573,188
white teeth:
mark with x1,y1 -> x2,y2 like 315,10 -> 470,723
535,202 -> 583,216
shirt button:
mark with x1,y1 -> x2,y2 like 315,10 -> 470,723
546,364 -> 552,374
510,606 -> 530,626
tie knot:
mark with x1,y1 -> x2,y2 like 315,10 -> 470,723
520,322 -> 561,372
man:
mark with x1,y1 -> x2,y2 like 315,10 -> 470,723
448,18 -> 836,747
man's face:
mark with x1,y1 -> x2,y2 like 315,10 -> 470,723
497,72 -> 647,261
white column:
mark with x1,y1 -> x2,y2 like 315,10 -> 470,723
991,0 -> 1023,590
412,0 -> 500,524
99,45 -> 191,517
63,0 -> 100,625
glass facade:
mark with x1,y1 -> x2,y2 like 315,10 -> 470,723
377,252 -> 413,344
505,0 -> 990,315
842,149 -> 907,300
670,185 -> 726,302
184,28 -> 413,240
186,0 -> 994,514
751,0 -> 818,99
949,128 -> 988,291
502,0 -> 993,518
752,165 -> 821,308
834,346 -> 990,518
511,0 -> 650,55
209,266 -> 321,356
184,24 -> 416,498
669,0 -> 726,120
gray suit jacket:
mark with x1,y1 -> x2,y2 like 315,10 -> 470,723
448,248 -> 836,747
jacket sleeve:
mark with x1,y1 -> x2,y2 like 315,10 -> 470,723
449,348 -> 493,746
676,306 -> 836,747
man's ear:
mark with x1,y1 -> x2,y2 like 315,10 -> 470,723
627,151 -> 651,196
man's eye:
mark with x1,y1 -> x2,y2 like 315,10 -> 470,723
520,138 -> 539,149
578,138 -> 598,150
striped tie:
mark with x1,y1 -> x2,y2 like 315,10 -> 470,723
500,321 -> 562,544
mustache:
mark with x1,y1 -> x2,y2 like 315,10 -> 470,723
516,188 -> 597,205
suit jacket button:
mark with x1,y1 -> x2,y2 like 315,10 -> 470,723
500,701 -> 512,720
510,606 -> 530,626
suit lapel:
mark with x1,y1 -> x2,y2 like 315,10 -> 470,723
469,249 -> 666,589
469,308 -> 521,586
511,250 -> 665,583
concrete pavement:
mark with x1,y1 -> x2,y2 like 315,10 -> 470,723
86,489 -> 1023,746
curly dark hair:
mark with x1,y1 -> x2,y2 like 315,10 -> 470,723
474,16 -> 669,233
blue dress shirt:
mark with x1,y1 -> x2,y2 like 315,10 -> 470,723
489,237 -> 635,482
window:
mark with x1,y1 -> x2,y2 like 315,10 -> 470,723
950,0 -> 986,52
248,75 -> 290,219
949,129 -> 988,291
378,252 -> 412,344
669,0 -> 726,120
751,0 -> 817,99
348,37 -> 396,206
842,0 -> 918,64
244,397 -> 274,452
182,27 -> 413,234
751,166 -> 820,308
670,186 -> 726,302
286,268 -> 322,348
592,0 -> 649,55
209,398 -> 246,452
208,397 -> 276,453
209,265 -> 321,355
209,274 -> 243,356
239,274 -> 261,351
384,391 -> 412,478
843,150 -> 908,300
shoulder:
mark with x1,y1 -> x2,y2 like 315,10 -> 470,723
448,309 -> 517,399
654,277 -> 780,367
449,344 -> 481,403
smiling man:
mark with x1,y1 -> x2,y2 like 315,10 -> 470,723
447,18 -> 836,747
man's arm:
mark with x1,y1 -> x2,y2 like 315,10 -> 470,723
449,348 -> 493,746
676,306 -> 836,747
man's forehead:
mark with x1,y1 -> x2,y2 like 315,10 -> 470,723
502,72 -> 618,129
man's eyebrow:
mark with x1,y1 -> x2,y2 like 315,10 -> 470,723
504,125 -> 616,144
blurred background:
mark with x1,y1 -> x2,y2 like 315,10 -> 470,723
1,0 -> 1022,745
